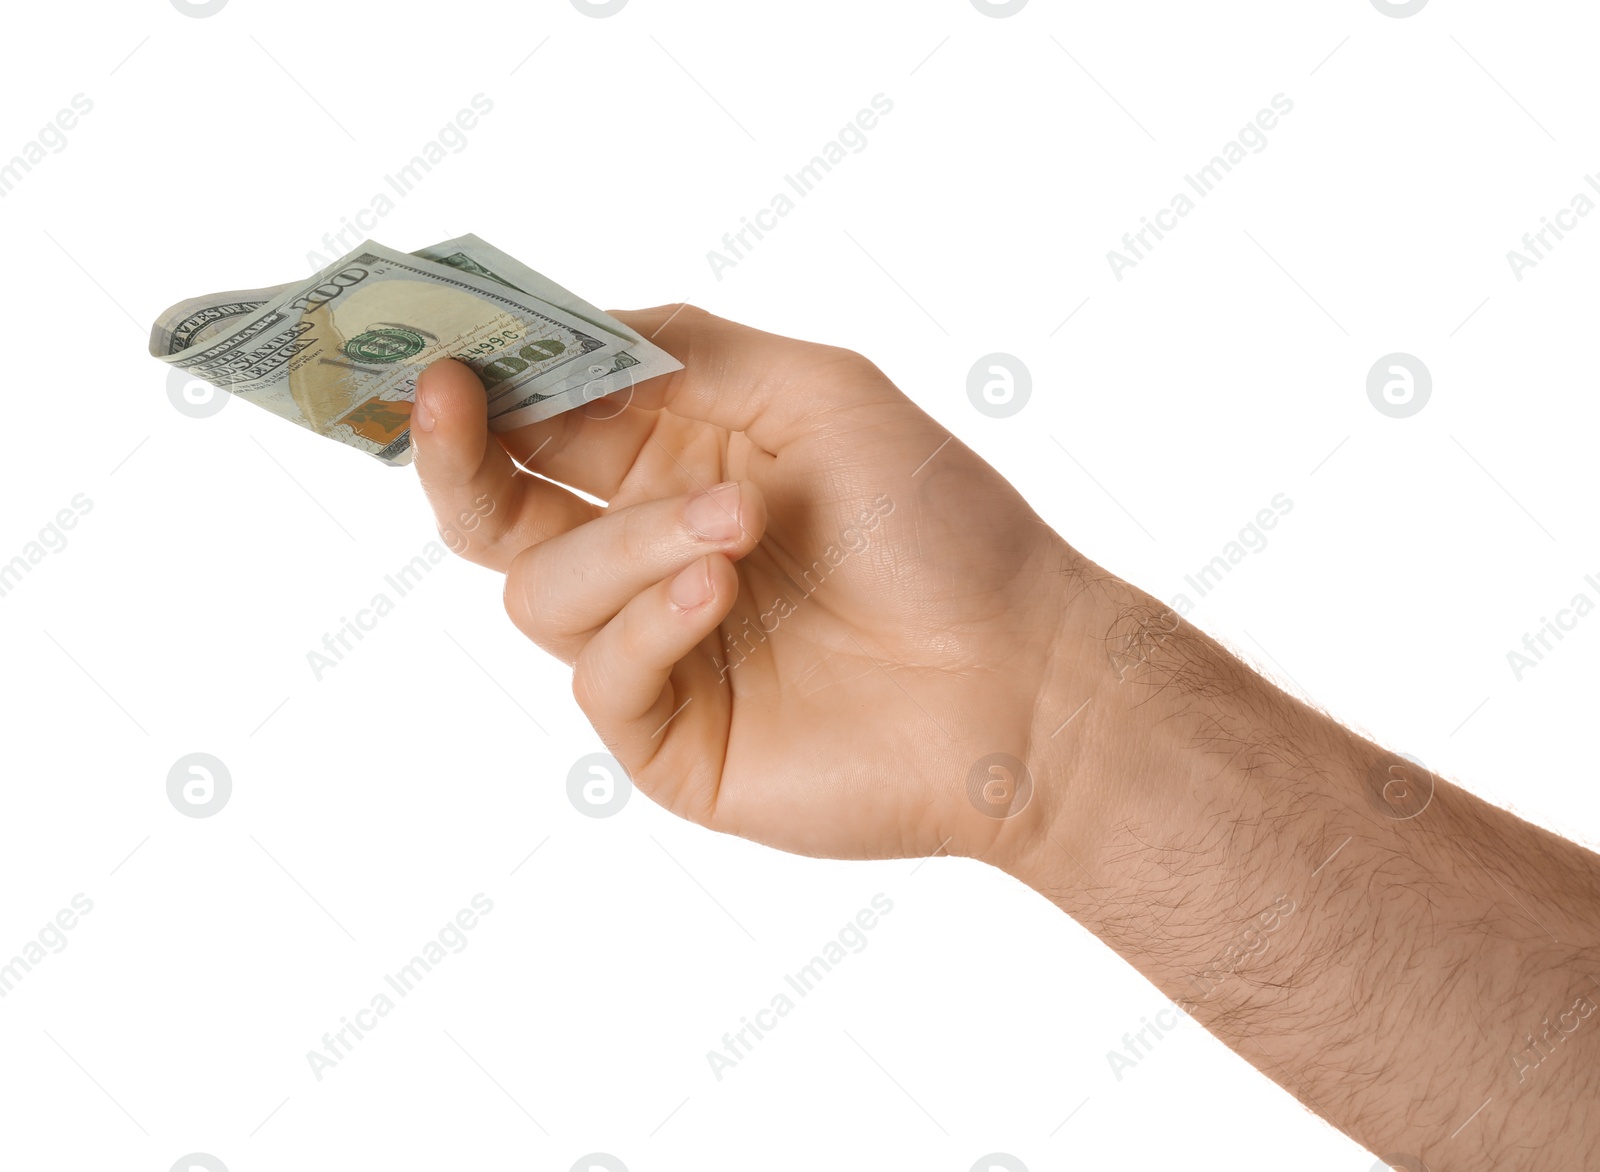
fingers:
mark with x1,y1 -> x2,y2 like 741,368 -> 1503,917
412,358 -> 595,571
571,552 -> 739,788
503,480 -> 766,662
611,305 -> 899,452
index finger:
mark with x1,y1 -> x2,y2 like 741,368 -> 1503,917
612,304 -> 898,452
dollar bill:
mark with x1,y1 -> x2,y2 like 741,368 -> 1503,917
412,235 -> 682,431
150,239 -> 675,465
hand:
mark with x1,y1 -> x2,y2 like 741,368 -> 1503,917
411,307 -> 1097,868
414,308 -> 1600,1171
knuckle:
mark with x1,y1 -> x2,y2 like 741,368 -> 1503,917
436,523 -> 468,557
615,599 -> 648,659
618,501 -> 663,561
500,569 -> 528,631
432,488 -> 517,567
819,344 -> 882,380
571,643 -> 624,719
570,662 -> 599,714
501,548 -> 545,635
433,526 -> 496,572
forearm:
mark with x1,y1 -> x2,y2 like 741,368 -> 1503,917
1009,568 -> 1600,1169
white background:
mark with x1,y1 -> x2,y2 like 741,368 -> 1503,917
1,1 -> 1596,1169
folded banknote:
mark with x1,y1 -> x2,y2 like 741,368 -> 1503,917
149,235 -> 681,466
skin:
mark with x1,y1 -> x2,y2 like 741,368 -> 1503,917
412,306 -> 1600,1170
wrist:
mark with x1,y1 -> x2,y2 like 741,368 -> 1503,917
982,561 -> 1162,892
997,571 -> 1348,928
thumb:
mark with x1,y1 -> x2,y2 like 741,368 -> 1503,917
411,358 -> 522,569
411,358 -> 510,486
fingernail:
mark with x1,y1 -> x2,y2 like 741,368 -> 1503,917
684,482 -> 742,541
412,377 -> 436,433
669,559 -> 715,609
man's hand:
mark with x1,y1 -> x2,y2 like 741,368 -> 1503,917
412,304 -> 1600,1170
411,305 -> 1095,870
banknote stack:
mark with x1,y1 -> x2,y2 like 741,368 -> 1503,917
148,235 -> 682,466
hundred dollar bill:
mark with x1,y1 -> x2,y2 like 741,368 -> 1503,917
150,240 -> 639,466
496,322 -> 680,429
412,234 -> 682,431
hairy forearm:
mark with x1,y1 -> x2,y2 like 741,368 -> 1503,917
1010,569 -> 1600,1169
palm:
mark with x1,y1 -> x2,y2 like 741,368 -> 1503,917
417,308 -> 1076,867
598,372 -> 1071,863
